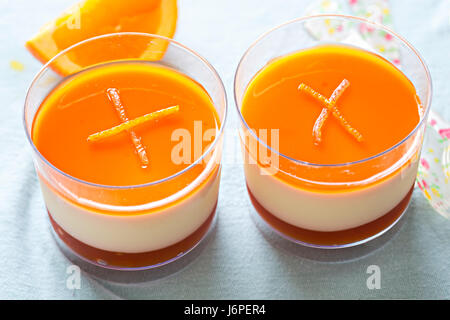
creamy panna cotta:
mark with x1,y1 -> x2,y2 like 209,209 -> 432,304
39,160 -> 221,254
237,43 -> 428,247
28,59 -> 225,269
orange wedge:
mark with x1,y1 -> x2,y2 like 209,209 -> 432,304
26,0 -> 177,75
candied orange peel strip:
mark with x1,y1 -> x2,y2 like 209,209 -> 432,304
312,79 -> 350,144
104,88 -> 150,167
298,80 -> 363,143
87,105 -> 180,143
88,87 -> 179,168
312,107 -> 330,145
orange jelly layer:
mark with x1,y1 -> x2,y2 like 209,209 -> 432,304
32,62 -> 219,195
241,45 -> 421,167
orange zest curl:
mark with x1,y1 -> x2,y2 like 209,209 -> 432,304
88,87 -> 179,168
87,105 -> 180,143
298,80 -> 363,144
104,88 -> 150,167
312,107 -> 330,145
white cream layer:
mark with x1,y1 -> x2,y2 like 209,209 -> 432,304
40,172 -> 220,253
245,157 -> 418,232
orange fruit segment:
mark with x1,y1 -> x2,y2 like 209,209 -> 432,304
26,0 -> 177,75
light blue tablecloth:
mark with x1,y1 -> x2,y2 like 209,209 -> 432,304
0,0 -> 449,299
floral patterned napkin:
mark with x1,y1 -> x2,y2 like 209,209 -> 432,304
417,112 -> 450,219
306,0 -> 400,65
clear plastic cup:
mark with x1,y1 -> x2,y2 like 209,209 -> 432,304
234,15 -> 432,248
24,33 -> 227,269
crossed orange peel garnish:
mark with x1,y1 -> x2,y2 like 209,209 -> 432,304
87,88 -> 179,167
298,79 -> 363,145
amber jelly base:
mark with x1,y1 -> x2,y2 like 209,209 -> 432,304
247,184 -> 414,248
48,203 -> 217,270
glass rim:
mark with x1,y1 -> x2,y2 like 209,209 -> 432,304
233,14 -> 433,168
24,32 -> 228,190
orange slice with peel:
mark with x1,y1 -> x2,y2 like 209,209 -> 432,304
25,0 -> 177,75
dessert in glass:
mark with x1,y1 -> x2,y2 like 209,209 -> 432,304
234,15 -> 432,248
24,33 -> 227,269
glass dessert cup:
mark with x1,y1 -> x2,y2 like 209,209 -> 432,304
24,33 -> 227,270
234,15 -> 432,249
